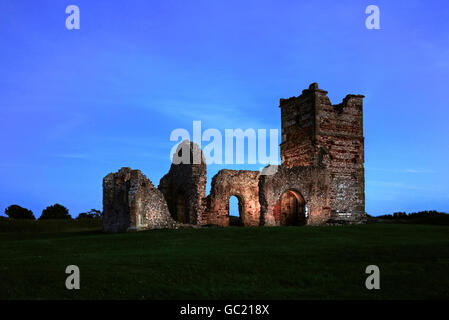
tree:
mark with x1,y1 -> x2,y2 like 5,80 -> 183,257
393,212 -> 407,219
40,204 -> 71,220
4,205 -> 35,219
77,209 -> 102,219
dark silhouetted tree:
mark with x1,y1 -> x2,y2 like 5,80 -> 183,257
378,210 -> 448,221
393,212 -> 407,219
4,205 -> 35,219
40,204 -> 71,220
77,209 -> 102,219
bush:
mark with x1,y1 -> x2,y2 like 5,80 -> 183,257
77,209 -> 102,219
40,204 -> 71,220
4,205 -> 35,220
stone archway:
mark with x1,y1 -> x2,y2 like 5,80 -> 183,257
273,190 -> 306,226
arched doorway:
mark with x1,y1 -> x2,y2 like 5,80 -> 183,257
175,190 -> 189,223
228,195 -> 244,226
273,190 -> 306,226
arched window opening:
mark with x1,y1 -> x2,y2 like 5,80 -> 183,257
228,195 -> 243,226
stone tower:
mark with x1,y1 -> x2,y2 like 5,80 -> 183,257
279,83 -> 365,222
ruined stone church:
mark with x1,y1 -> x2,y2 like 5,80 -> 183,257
103,83 -> 366,232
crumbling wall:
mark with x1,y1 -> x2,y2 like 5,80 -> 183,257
207,170 -> 260,226
158,140 -> 207,225
103,167 -> 176,232
259,165 -> 331,226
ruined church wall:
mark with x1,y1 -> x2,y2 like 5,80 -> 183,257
259,166 -> 331,226
206,170 -> 261,226
103,167 -> 176,232
158,141 -> 207,225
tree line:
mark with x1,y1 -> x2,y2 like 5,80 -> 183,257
376,210 -> 448,219
3,204 -> 101,220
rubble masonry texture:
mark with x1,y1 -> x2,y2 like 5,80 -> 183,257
103,167 -> 176,232
102,83 -> 365,231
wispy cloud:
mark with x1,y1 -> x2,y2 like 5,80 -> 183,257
367,180 -> 426,191
366,167 -> 436,174
144,99 -> 274,130
52,154 -> 90,159
417,41 -> 449,70
46,113 -> 88,140
403,169 -> 436,174
0,163 -> 29,168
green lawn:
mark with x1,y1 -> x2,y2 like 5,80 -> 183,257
0,219 -> 448,299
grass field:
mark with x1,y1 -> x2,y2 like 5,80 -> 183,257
0,219 -> 448,300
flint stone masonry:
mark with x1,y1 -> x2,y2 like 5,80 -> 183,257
259,165 -> 331,226
102,83 -> 366,231
103,167 -> 176,232
158,140 -> 207,225
206,170 -> 261,226
279,83 -> 365,223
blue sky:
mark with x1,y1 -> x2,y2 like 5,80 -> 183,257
1,0 -> 448,218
